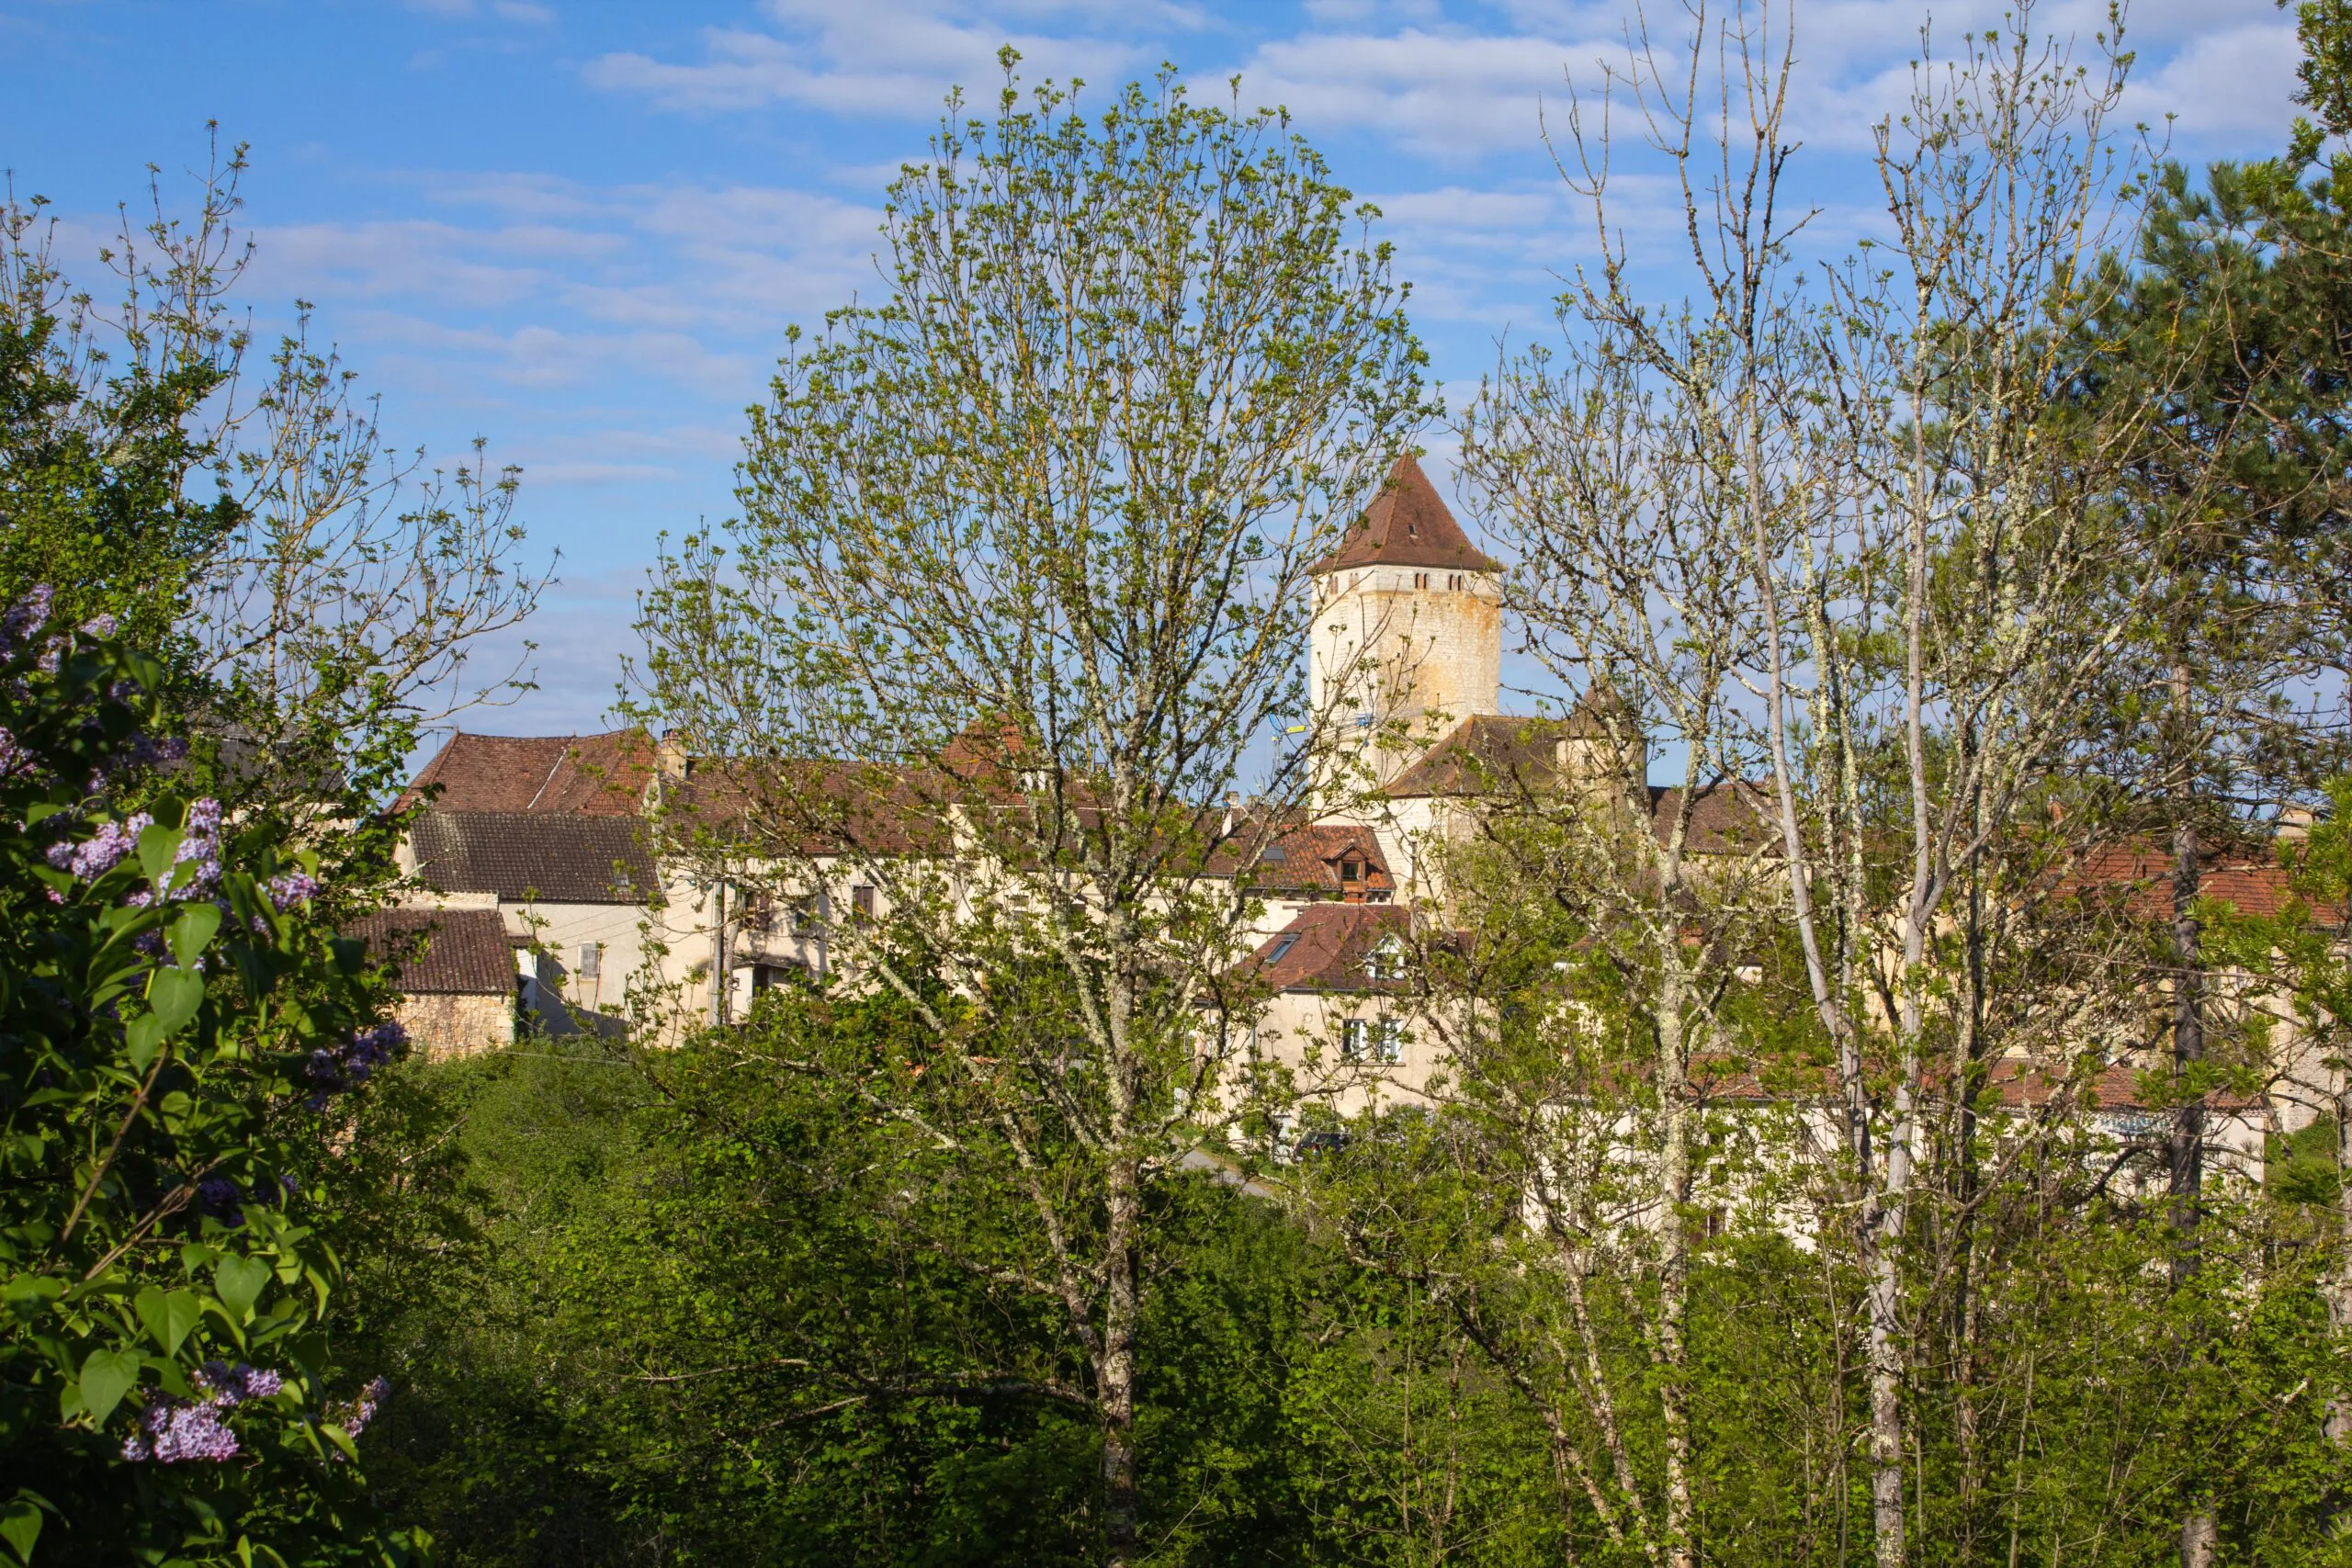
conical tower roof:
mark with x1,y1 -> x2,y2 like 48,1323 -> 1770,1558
1310,453 -> 1502,575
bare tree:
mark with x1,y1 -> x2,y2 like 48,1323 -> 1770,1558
3,131 -> 551,820
1742,13 -> 2165,1563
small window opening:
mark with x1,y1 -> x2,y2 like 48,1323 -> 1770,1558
1413,570 -> 1430,589
1268,933 -> 1300,964
852,884 -> 876,918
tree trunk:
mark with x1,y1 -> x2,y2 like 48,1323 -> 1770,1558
1101,948 -> 1143,1567
1657,989 -> 1695,1568
2170,809 -> 2206,1291
2332,1103 -> 2352,1450
1864,1193 -> 1908,1568
1100,1156 -> 1140,1566
2168,664 -> 2213,1568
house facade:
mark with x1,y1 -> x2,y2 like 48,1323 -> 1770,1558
382,456 -> 2335,1184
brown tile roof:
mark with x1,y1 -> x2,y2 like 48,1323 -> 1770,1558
405,729 -> 655,817
1382,714 -> 1573,797
343,908 -> 514,996
2065,842 -> 2340,924
664,759 -> 956,858
411,810 -> 658,904
1203,821 -> 1395,900
1380,715 -> 1765,852
1648,784 -> 1770,856
1245,903 -> 1415,993
1310,453 -> 1502,576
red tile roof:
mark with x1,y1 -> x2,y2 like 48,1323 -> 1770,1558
1204,821 -> 1394,900
1310,453 -> 1502,576
1381,715 -> 1765,852
2065,842 -> 2339,924
343,908 -> 514,996
405,729 -> 654,817
1244,903 -> 1415,993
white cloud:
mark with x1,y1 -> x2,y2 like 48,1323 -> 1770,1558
585,1 -> 1148,118
404,0 -> 556,19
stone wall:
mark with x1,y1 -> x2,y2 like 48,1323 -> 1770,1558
395,990 -> 515,1062
1311,565 -> 1502,788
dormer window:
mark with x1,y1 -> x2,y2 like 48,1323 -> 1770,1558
1364,936 -> 1406,981
1340,855 -> 1363,887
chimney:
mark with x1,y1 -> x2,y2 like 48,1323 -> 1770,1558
1224,791 -> 1240,837
657,729 -> 691,783
2279,805 -> 2316,843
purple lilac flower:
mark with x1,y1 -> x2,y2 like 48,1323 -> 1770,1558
196,1176 -> 242,1216
266,871 -> 318,910
119,1361 -> 286,1464
197,1361 -> 284,1404
306,1021 -> 410,1102
46,813 -> 151,882
335,1376 -> 392,1438
163,798 -> 225,900
79,613 -> 119,637
0,586 -> 52,654
122,1399 -> 238,1464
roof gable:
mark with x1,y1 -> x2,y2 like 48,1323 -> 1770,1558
1311,454 -> 1502,576
405,730 -> 654,817
1245,903 -> 1415,992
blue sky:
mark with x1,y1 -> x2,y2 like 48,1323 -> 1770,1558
0,0 -> 2313,740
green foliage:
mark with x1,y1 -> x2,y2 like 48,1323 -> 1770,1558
0,609 -> 420,1565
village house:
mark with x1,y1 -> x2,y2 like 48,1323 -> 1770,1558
380,455 -> 2337,1185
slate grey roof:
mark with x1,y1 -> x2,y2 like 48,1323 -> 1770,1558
410,810 -> 657,904
343,908 -> 514,996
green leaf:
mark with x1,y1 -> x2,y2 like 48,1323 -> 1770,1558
145,967 -> 204,1036
0,1492 -> 45,1567
168,904 -> 222,970
135,823 -> 183,890
125,1014 -> 164,1074
215,1254 -> 271,1318
135,1286 -> 203,1356
77,1348 -> 140,1426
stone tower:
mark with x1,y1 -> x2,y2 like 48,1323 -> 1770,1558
1309,454 -> 1503,793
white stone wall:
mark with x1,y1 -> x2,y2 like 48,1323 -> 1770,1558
1310,565 -> 1501,790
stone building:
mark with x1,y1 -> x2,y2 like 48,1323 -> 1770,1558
342,907 -> 516,1060
1308,452 -> 1504,795
395,730 -> 674,1033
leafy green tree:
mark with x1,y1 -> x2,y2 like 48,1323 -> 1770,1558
631,56 -> 1432,1562
0,598 -> 423,1565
